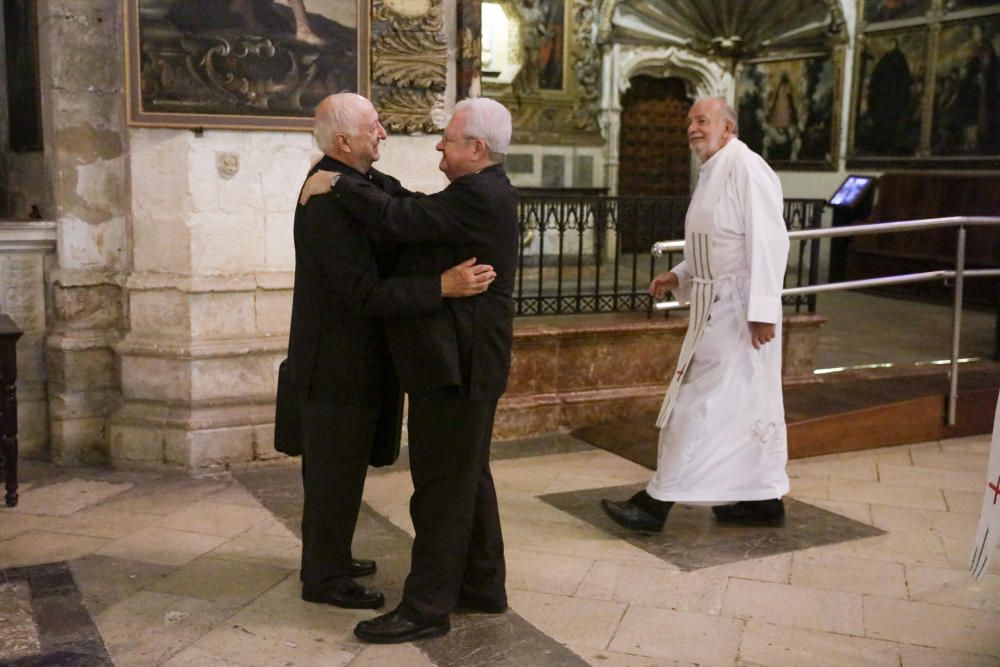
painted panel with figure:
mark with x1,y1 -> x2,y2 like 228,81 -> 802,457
932,18 -> 1000,155
736,55 -> 838,169
125,0 -> 368,130
862,0 -> 931,24
850,29 -> 927,157
514,0 -> 565,93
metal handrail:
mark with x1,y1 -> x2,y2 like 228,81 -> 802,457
650,215 -> 1000,426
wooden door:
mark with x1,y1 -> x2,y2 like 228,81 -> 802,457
618,76 -> 692,196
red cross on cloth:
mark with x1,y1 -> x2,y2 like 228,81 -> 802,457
989,475 -> 1000,505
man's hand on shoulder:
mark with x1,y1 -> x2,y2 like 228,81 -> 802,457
441,257 -> 496,297
749,321 -> 776,349
299,170 -> 340,206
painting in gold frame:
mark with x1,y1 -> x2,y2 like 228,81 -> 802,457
125,0 -> 370,130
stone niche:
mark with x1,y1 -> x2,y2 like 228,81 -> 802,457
495,312 -> 825,439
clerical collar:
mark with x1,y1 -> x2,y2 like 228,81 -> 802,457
325,157 -> 375,180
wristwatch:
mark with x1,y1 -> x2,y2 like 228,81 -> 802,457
330,173 -> 341,189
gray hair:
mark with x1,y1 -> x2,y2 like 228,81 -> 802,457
454,97 -> 512,162
313,93 -> 369,153
692,96 -> 738,134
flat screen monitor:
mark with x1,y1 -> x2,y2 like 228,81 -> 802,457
828,175 -> 875,208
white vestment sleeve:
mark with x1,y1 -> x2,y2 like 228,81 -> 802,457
669,260 -> 693,302
740,156 -> 789,324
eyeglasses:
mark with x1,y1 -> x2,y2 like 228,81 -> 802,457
441,136 -> 475,144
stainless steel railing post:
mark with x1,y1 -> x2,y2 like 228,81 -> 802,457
948,226 -> 967,427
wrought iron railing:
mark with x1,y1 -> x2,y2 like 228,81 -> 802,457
514,195 -> 824,317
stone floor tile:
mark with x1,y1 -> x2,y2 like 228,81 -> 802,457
0,512 -> 46,542
0,580 -> 41,661
785,475 -> 830,500
42,506 -> 159,540
722,579 -> 864,636
70,555 -> 175,617
574,560 -> 726,614
10,480 -> 133,517
608,605 -> 742,665
505,547 -> 596,596
501,518 -> 660,566
910,447 -> 987,473
243,517 -> 298,540
897,643 -> 1000,667
199,484 -> 268,508
738,619 -> 900,667
96,526 -> 229,566
942,488 -> 985,514
821,531 -> 950,567
790,551 -> 907,597
937,434 -> 991,453
0,531 -> 110,569
96,492 -> 199,517
904,565 -> 1000,613
863,595 -> 1000,656
940,535 -> 1000,573
568,644 -> 697,667
208,532 -> 301,570
349,643 -> 437,667
836,447 -> 914,467
508,589 -> 626,650
145,557 -> 293,606
153,503 -> 273,538
877,463 -> 986,492
827,479 -> 947,511
870,503 -> 978,540
787,456 -> 879,481
159,646 -> 252,666
186,601 -> 361,667
698,553 -> 792,584
96,591 -> 231,667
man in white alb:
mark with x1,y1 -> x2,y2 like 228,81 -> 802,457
602,97 -> 791,531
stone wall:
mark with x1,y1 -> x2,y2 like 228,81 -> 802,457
111,131 -> 443,470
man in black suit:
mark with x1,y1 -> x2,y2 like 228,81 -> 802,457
299,97 -> 519,642
289,93 -> 496,610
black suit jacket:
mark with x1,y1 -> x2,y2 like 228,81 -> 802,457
332,164 -> 520,402
287,156 -> 442,410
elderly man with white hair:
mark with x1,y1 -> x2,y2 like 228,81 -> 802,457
601,97 -> 791,533
300,97 -> 520,643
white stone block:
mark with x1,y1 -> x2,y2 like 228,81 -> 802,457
165,426 -> 255,468
188,212 -> 266,274
129,290 -> 191,337
121,356 -> 191,402
76,155 -> 126,214
378,135 -> 449,193
56,214 -> 124,270
261,149 -> 313,212
190,355 -> 273,401
254,289 -> 292,335
131,214 -> 192,273
217,153 -> 265,214
109,422 -> 165,464
265,211 -> 295,271
253,423 -> 283,460
190,292 -> 256,338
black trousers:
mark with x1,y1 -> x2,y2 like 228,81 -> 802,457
299,399 -> 377,587
399,390 -> 506,622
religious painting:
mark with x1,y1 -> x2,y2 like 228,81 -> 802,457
736,54 -> 838,169
862,0 -> 931,24
850,29 -> 928,158
125,0 -> 369,130
931,18 -> 1000,155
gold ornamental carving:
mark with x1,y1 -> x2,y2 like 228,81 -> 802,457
371,0 -> 447,133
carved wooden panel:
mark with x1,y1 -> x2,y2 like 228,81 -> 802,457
618,76 -> 691,196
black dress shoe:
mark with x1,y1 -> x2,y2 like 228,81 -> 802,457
302,578 -> 384,609
600,491 -> 671,533
712,499 -> 785,526
350,558 -> 376,577
354,608 -> 450,644
453,592 -> 508,614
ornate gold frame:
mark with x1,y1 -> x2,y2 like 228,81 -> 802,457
124,0 -> 370,131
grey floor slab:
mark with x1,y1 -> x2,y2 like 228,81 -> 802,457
540,483 -> 885,571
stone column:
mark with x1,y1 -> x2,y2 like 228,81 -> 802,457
109,130 -> 313,470
37,0 -> 127,464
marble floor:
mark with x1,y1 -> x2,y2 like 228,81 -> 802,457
2,431 -> 999,666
